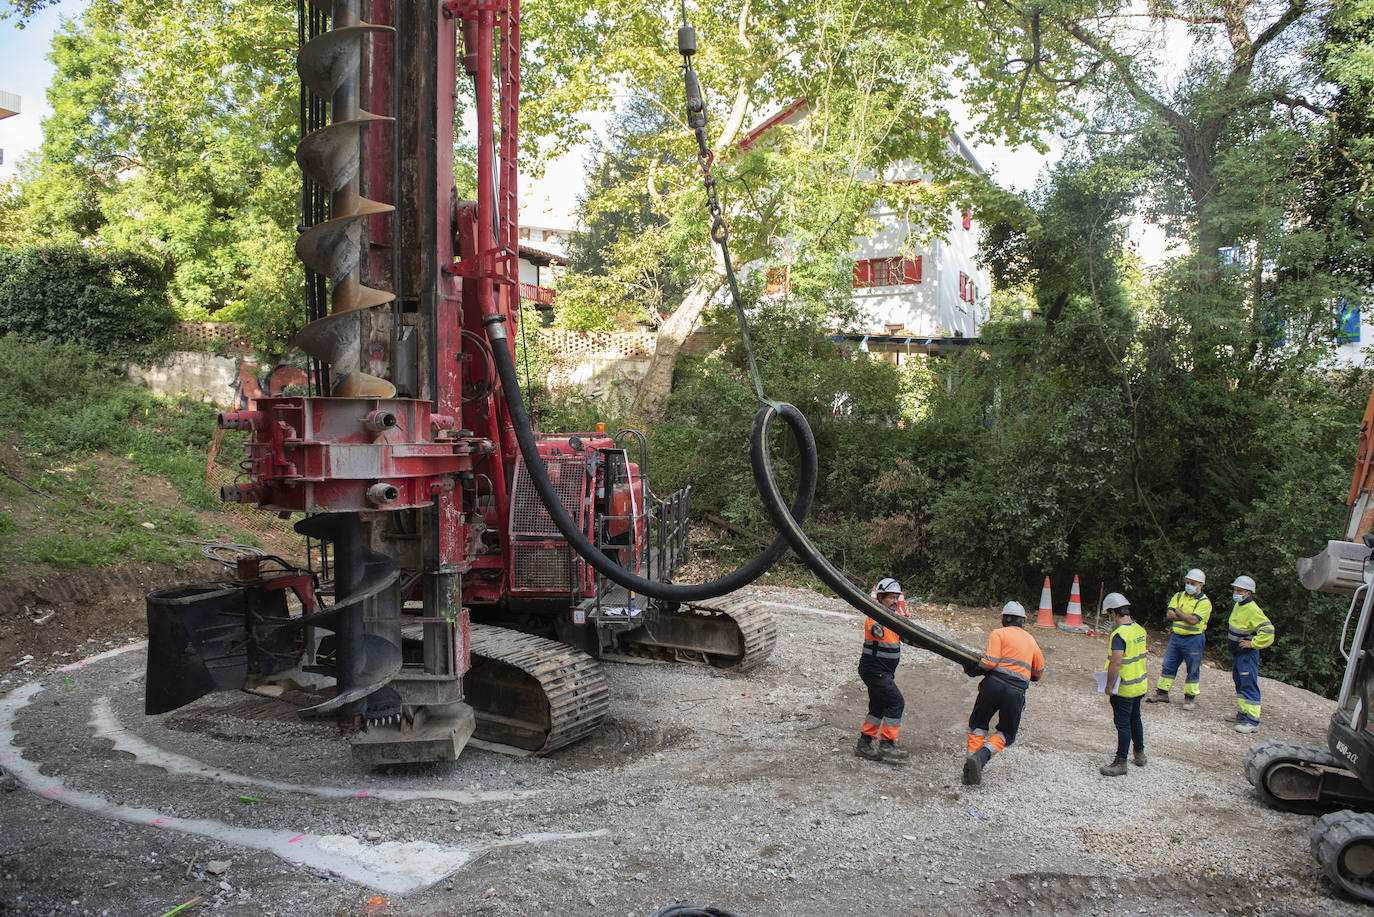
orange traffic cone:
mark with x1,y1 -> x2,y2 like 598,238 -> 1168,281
1057,574 -> 1089,632
1035,576 -> 1054,628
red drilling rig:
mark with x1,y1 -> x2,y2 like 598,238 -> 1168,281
144,0 -> 780,765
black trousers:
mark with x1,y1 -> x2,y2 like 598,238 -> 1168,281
968,675 -> 1026,746
858,657 -> 904,735
1110,694 -> 1145,759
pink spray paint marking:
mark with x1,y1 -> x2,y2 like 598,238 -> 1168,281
150,817 -> 169,826
43,788 -> 65,797
355,789 -> 370,798
288,834 -> 306,844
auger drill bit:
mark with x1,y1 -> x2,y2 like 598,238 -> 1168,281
295,2 -> 396,397
294,513 -> 403,720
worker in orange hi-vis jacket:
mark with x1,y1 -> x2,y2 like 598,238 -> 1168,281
962,601 -> 1046,786
855,578 -> 913,764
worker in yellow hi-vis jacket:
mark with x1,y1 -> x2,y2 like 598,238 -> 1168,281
1228,575 -> 1274,735
1147,568 -> 1212,710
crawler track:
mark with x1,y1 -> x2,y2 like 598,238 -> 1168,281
466,624 -> 610,755
614,594 -> 777,672
1245,739 -> 1371,815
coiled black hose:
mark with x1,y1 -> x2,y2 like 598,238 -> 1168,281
485,315 -> 815,602
486,315 -> 986,676
750,402 -> 987,677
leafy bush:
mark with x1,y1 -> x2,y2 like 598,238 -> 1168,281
862,297 -> 1366,695
645,287 -> 1365,697
0,245 -> 176,355
649,303 -> 912,585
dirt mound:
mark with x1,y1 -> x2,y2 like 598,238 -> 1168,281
0,560 -> 221,678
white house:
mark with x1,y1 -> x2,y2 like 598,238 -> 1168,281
1332,302 -> 1371,368
851,139 -> 991,339
743,105 -> 992,340
1218,242 -> 1373,368
519,190 -> 574,257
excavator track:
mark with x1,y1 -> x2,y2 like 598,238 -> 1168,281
613,594 -> 777,672
1245,740 -> 1373,815
1312,810 -> 1374,903
465,624 -> 610,756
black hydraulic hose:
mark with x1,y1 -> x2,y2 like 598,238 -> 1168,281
750,402 -> 989,678
484,315 -> 816,602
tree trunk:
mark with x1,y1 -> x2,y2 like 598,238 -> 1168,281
630,276 -> 723,424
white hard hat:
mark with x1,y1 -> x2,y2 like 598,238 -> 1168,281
876,577 -> 902,595
1001,601 -> 1027,619
1102,592 -> 1131,612
1231,574 -> 1256,592
1185,568 -> 1205,584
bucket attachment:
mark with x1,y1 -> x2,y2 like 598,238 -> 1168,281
145,581 -> 300,715
1298,540 -> 1373,595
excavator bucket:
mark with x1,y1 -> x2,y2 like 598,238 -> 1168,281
1298,539 -> 1373,595
144,582 -> 299,715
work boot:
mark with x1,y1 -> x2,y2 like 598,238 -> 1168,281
855,735 -> 882,760
1099,757 -> 1128,777
1183,697 -> 1197,711
878,739 -> 910,762
1133,751 -> 1148,767
1146,690 -> 1170,704
1235,722 -> 1259,734
962,755 -> 983,786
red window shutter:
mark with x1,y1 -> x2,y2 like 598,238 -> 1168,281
959,271 -> 968,300
853,260 -> 872,288
903,257 -> 922,284
766,267 -> 783,294
962,208 -> 972,230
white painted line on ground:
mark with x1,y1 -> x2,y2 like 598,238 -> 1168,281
56,641 -> 146,672
0,646 -> 604,894
90,697 -> 539,805
759,600 -> 860,621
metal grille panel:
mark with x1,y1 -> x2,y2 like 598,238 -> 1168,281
511,455 -> 586,536
512,543 -> 572,590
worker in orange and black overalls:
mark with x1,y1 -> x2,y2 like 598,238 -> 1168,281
855,578 -> 912,764
962,601 -> 1046,786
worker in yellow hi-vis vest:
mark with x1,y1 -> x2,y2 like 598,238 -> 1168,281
1147,568 -> 1212,710
1100,592 -> 1148,777
1228,574 -> 1274,735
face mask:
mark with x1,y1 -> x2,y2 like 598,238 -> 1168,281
1233,593 -> 1245,604
1185,584 -> 1198,596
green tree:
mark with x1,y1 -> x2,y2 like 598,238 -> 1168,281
520,0 -> 1051,422
559,96 -> 689,331
977,0 -> 1330,279
1293,0 -> 1374,306
903,141 -> 1369,695
8,0 -> 301,351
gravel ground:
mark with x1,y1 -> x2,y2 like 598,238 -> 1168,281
0,585 -> 1362,916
